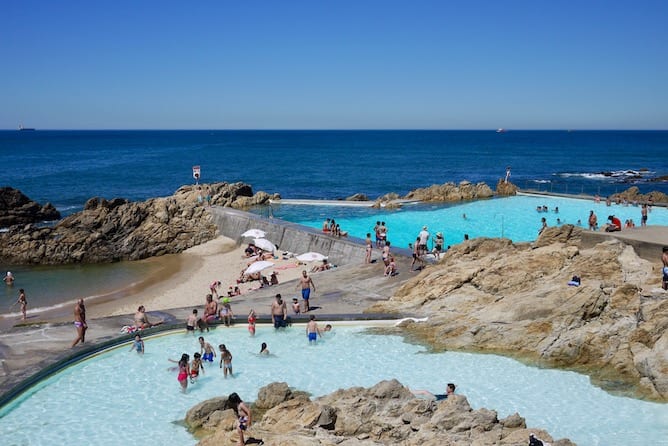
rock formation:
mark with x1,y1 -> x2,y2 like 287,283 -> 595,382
367,226 -> 668,402
186,380 -> 574,446
495,178 -> 519,196
403,180 -> 494,202
609,186 -> 668,205
0,187 -> 60,227
0,182 -> 277,264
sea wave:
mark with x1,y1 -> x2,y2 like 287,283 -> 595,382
555,169 -> 655,181
530,179 -> 551,184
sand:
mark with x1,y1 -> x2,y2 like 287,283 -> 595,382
86,236 -> 310,320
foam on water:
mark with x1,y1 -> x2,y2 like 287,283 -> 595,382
1,324 -> 666,446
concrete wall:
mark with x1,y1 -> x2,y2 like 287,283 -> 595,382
580,231 -> 662,262
209,207 -> 371,265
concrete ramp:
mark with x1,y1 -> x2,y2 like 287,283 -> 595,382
209,207 -> 372,265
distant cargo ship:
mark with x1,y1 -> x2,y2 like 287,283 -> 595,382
18,124 -> 35,131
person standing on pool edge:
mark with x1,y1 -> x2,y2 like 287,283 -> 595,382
297,270 -> 316,312
71,298 -> 87,348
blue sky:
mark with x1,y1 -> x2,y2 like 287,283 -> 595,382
1,1 -> 667,129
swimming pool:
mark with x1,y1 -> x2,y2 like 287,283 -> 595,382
265,195 -> 668,249
1,324 -> 665,446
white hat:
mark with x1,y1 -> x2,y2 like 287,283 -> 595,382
422,225 -> 427,230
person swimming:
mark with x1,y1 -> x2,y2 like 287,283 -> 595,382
3,271 -> 14,285
259,342 -> 269,355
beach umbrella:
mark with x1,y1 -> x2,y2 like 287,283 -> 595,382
296,252 -> 327,262
244,260 -> 274,275
242,228 -> 266,238
253,238 -> 277,252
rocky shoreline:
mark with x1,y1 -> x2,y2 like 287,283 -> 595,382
367,226 -> 668,402
185,380 -> 574,446
0,182 -> 277,264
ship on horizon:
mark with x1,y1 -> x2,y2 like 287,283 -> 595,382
18,124 -> 35,131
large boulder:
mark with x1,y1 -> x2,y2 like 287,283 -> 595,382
404,181 -> 494,202
495,179 -> 519,196
0,182 -> 275,264
367,236 -> 668,401
0,187 -> 61,227
191,380 -> 573,446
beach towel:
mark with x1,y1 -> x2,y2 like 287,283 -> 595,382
121,325 -> 140,334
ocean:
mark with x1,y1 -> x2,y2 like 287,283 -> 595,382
2,130 -> 667,214
1,130 -> 667,316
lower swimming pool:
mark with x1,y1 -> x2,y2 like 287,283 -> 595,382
267,194 -> 668,248
0,323 -> 665,446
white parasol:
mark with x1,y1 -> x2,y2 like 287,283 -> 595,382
242,228 -> 266,238
296,252 -> 328,262
244,260 -> 275,275
253,238 -> 277,252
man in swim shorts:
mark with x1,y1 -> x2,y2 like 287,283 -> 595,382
199,336 -> 216,362
271,294 -> 287,329
306,315 -> 322,343
297,270 -> 316,312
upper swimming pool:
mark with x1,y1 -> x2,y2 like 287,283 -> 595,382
264,194 -> 668,249
1,323 -> 665,446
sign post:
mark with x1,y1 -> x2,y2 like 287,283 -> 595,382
192,165 -> 201,184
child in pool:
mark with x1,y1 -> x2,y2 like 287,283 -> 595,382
129,334 -> 144,354
168,353 -> 190,393
259,342 -> 269,355
247,309 -> 256,336
190,352 -> 204,383
291,298 -> 301,314
219,344 -> 233,378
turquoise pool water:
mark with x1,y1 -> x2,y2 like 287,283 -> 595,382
1,323 -> 665,446
266,194 -> 668,249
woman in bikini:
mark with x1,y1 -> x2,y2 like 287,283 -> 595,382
227,392 -> 251,446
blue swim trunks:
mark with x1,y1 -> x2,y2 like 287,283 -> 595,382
301,288 -> 311,300
203,352 -> 214,362
308,332 -> 317,341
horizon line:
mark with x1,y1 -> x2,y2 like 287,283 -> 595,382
2,128 -> 668,132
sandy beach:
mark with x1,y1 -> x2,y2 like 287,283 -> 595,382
86,236 -> 315,320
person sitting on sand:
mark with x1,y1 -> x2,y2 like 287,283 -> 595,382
411,382 -> 456,401
384,255 -> 397,277
134,305 -> 163,329
310,259 -> 331,273
270,271 -> 279,285
244,244 -> 257,257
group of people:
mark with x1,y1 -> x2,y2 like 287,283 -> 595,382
322,218 -> 348,237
